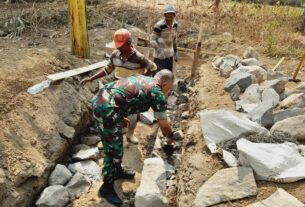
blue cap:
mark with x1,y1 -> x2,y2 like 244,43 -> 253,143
164,5 -> 176,14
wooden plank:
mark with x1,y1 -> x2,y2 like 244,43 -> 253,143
292,52 -> 305,81
272,57 -> 285,71
68,0 -> 90,58
191,23 -> 203,79
47,60 -> 108,81
177,47 -> 217,56
177,47 -> 195,53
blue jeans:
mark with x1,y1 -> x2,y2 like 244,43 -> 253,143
154,57 -> 173,72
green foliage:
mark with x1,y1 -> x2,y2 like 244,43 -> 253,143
264,20 -> 280,56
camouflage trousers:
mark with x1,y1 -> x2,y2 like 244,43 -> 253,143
92,94 -> 124,183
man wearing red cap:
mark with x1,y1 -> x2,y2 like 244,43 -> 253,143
81,29 -> 157,145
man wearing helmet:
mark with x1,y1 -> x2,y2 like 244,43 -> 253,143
150,4 -> 178,72
81,29 -> 157,145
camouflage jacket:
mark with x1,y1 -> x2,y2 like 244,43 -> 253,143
92,75 -> 167,120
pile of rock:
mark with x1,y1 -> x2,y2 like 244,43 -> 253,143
193,47 -> 305,206
213,47 -> 304,133
36,134 -> 102,207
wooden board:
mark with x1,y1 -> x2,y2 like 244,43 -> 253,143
47,60 -> 108,81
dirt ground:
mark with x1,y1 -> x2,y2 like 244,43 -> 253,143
1,0 -> 305,206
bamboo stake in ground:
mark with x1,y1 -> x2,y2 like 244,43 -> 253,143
191,23 -> 203,79
68,0 -> 90,58
272,57 -> 285,71
292,51 -> 305,81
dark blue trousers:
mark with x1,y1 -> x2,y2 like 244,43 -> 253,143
154,57 -> 173,72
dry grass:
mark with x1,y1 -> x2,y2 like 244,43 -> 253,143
105,0 -> 304,57
174,0 -> 304,57
1,0 -> 304,58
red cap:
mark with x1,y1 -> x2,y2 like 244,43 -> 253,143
112,29 -> 131,49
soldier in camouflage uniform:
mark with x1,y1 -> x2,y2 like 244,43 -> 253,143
92,70 -> 175,206
81,28 -> 157,145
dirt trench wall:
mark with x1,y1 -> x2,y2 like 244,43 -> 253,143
0,78 -> 93,207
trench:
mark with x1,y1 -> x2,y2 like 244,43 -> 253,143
31,55 -> 195,207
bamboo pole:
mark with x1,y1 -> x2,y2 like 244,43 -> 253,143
68,0 -> 90,58
272,57 -> 285,71
292,52 -> 305,81
191,23 -> 203,79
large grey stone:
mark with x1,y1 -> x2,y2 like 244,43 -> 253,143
193,167 -> 257,207
236,84 -> 261,112
221,55 -> 241,69
241,58 -> 259,66
280,93 -> 305,109
135,158 -> 167,207
231,65 -> 267,84
213,55 -> 241,74
230,85 -> 241,101
224,72 -> 252,93
248,103 -> 274,128
285,82 -> 305,97
271,115 -> 305,141
66,172 -> 91,199
72,144 -> 90,154
80,135 -> 100,146
262,88 -> 280,107
36,185 -> 69,207
199,110 -> 268,153
48,164 -> 72,186
212,56 -> 223,69
247,188 -> 304,207
164,161 -> 175,179
72,147 -> 99,161
237,139 -> 305,182
68,160 -> 100,183
243,46 -> 258,59
274,108 -> 304,123
241,84 -> 261,102
236,101 -> 259,113
57,121 -> 75,140
220,62 -> 234,78
260,79 -> 286,95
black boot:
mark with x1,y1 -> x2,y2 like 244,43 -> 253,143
115,165 -> 136,180
99,181 -> 123,206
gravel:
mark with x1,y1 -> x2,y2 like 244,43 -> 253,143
219,132 -> 298,157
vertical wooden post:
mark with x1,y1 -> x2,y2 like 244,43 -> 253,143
68,0 -> 90,58
292,52 -> 305,81
191,23 -> 203,79
145,0 -> 155,59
